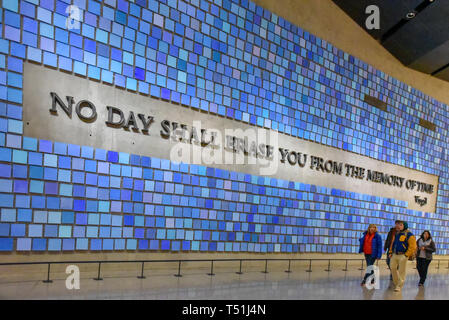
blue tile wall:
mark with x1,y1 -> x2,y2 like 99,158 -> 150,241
0,0 -> 449,253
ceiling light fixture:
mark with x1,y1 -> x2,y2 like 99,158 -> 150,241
406,12 -> 416,19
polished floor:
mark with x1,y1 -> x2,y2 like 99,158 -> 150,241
1,262 -> 449,299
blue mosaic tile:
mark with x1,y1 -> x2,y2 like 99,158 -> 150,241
0,0 -> 448,253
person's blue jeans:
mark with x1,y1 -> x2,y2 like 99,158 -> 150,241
363,254 -> 377,283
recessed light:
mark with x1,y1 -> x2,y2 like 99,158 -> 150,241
406,12 -> 416,19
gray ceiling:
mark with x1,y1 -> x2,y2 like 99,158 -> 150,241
332,0 -> 449,82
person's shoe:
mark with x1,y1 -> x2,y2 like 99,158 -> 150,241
361,281 -> 366,287
394,287 -> 401,292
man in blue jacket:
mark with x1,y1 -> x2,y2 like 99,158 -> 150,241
388,221 -> 416,292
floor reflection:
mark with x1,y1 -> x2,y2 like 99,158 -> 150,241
1,267 -> 449,300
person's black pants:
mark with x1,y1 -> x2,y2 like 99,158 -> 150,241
386,253 -> 393,280
416,257 -> 431,284
362,254 -> 376,283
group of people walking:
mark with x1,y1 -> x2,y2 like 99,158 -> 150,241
358,220 -> 436,292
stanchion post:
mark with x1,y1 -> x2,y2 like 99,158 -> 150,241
325,259 -> 331,272
42,263 -> 53,283
93,262 -> 103,280
358,259 -> 364,271
236,260 -> 243,275
207,260 -> 215,276
137,261 -> 146,279
285,259 -> 292,273
174,260 -> 182,277
342,259 -> 348,271
261,259 -> 269,273
306,259 -> 312,272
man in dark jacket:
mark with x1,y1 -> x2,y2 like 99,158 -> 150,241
384,220 -> 402,280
